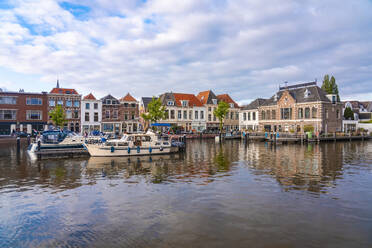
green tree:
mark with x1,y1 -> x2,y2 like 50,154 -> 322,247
343,106 -> 354,120
49,105 -> 66,128
141,97 -> 167,131
321,75 -> 340,101
214,101 -> 230,134
303,125 -> 314,133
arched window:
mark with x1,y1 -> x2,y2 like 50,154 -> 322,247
312,107 -> 317,119
298,108 -> 303,119
305,107 -> 310,119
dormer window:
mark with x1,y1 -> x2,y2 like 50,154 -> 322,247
181,100 -> 188,107
106,99 -> 111,104
212,99 -> 217,105
167,101 -> 174,106
304,88 -> 310,98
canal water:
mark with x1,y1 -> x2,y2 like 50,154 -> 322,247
0,139 -> 371,248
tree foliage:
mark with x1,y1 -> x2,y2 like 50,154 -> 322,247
141,97 -> 167,130
321,74 -> 340,101
214,101 -> 230,133
343,107 -> 354,120
303,125 -> 314,133
49,105 -> 66,128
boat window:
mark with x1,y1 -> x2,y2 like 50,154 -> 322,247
105,142 -> 116,146
117,142 -> 128,146
127,136 -> 133,141
155,142 -> 161,146
163,142 -> 169,145
141,136 -> 151,142
135,136 -> 141,141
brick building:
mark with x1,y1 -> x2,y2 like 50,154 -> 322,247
258,82 -> 342,133
101,94 -> 121,134
217,94 -> 240,131
48,82 -> 81,132
119,93 -> 139,133
0,89 -> 48,135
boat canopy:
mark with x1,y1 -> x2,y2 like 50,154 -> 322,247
151,123 -> 171,127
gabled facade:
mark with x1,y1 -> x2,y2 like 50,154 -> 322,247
217,94 -> 240,131
101,94 -> 121,134
119,93 -> 139,133
158,92 -> 206,132
48,81 -> 81,132
81,93 -> 102,133
196,90 -> 219,131
0,90 -> 48,135
258,82 -> 342,133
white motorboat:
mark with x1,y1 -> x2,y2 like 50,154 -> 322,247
84,131 -> 179,157
27,130 -> 86,160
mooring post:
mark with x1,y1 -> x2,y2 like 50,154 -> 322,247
16,136 -> 20,152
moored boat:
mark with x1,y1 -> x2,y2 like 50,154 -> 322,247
84,131 -> 181,157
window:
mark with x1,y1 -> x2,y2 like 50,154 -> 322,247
113,110 -> 118,119
73,110 -> 79,119
337,109 -> 340,119
252,112 -> 256,120
131,103 -> 136,108
106,99 -> 111,105
26,98 -> 42,105
212,99 -> 217,105
165,110 -> 169,119
280,108 -> 292,120
0,96 -> 17,104
94,112 -> 98,122
124,103 -> 128,107
94,103 -> 98,109
305,107 -> 310,119
131,112 -> 135,120
66,110 -> 72,119
124,113 -> 128,120
200,111 -> 204,119
167,101 -> 174,106
271,110 -> 276,120
266,110 -> 270,120
85,103 -> 90,109
189,110 -> 192,120
57,100 -> 63,106
208,114 -> 212,121
312,107 -> 317,119
208,107 -> 211,112
243,113 -> 246,121
85,112 -> 89,122
262,111 -> 266,120
213,115 -> 216,121
325,109 -> 328,118
26,110 -> 42,120
182,101 -> 188,107
230,103 -> 234,108
231,112 -> 234,120
183,110 -> 187,119
195,111 -> 198,119
178,110 -> 182,119
0,110 -> 17,120
49,100 -> 55,106
248,112 -> 251,121
105,110 -> 110,119
236,112 -> 239,120
103,123 -> 114,132
73,101 -> 79,107
170,110 -> 175,119
298,108 -> 303,119
66,100 -> 72,107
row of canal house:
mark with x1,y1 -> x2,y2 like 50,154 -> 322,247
140,90 -> 240,132
239,82 -> 343,134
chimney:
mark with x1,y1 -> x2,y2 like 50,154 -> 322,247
56,79 -> 60,88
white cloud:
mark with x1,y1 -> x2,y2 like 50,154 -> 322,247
0,0 -> 371,101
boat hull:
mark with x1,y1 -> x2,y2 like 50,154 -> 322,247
85,144 -> 178,157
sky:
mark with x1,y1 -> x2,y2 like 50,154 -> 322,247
0,0 -> 371,105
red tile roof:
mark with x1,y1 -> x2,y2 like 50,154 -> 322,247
173,93 -> 203,107
50,88 -> 78,95
120,93 -> 137,102
83,93 -> 96,100
217,94 -> 239,108
196,90 -> 211,105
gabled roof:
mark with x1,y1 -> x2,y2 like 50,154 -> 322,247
83,93 -> 96,100
120,93 -> 137,102
196,90 -> 218,105
173,93 -> 203,107
141,97 -> 157,109
242,98 -> 267,110
101,94 -> 120,104
50,88 -> 78,95
263,85 -> 330,106
217,94 -> 239,108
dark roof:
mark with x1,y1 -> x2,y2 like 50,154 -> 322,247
242,98 -> 267,110
141,97 -> 157,109
159,92 -> 175,105
101,94 -> 120,104
263,85 -> 330,106
196,90 -> 218,105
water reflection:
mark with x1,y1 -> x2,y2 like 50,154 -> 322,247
0,140 -> 372,248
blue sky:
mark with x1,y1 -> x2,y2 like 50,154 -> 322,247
0,0 -> 372,104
